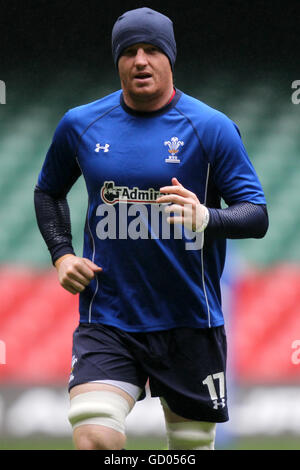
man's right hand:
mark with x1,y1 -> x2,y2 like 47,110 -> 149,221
55,254 -> 102,295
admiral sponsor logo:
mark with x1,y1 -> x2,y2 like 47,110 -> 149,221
101,181 -> 163,205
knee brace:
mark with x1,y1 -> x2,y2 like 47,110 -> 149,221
68,391 -> 131,435
165,420 -> 216,450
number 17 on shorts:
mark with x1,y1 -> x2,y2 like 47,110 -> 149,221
202,371 -> 226,410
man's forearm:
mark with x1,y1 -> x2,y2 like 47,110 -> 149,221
206,202 -> 269,239
34,185 -> 75,265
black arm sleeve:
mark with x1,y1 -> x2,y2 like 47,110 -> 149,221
34,185 -> 76,265
206,202 -> 269,239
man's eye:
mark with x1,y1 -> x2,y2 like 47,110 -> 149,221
124,49 -> 135,56
147,47 -> 158,53
123,47 -> 137,56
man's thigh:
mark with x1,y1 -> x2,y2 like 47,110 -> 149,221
146,326 -> 228,423
68,382 -> 135,449
69,323 -> 148,393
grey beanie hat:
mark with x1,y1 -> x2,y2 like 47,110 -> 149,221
112,7 -> 177,69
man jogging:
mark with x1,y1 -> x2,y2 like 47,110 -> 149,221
34,7 -> 268,450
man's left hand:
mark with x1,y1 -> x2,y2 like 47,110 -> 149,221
156,177 -> 209,232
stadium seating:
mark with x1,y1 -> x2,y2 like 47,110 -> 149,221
0,263 -> 299,385
0,267 -> 78,383
234,264 -> 300,383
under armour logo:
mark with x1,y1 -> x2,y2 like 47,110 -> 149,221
213,398 -> 226,409
95,143 -> 110,153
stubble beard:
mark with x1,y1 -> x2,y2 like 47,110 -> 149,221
124,79 -> 171,111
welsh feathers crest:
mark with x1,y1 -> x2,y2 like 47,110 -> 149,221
164,136 -> 184,163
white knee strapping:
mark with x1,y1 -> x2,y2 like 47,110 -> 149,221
165,420 -> 216,450
68,391 -> 131,435
161,397 -> 216,450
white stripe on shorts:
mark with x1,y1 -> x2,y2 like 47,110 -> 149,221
91,380 -> 142,401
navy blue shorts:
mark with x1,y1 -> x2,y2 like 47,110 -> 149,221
69,323 -> 229,423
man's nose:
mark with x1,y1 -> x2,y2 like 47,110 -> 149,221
134,48 -> 148,67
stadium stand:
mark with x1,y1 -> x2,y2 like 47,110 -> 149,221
234,264 -> 300,383
0,72 -> 299,388
0,266 -> 78,383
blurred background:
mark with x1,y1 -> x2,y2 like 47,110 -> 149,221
0,0 -> 299,450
